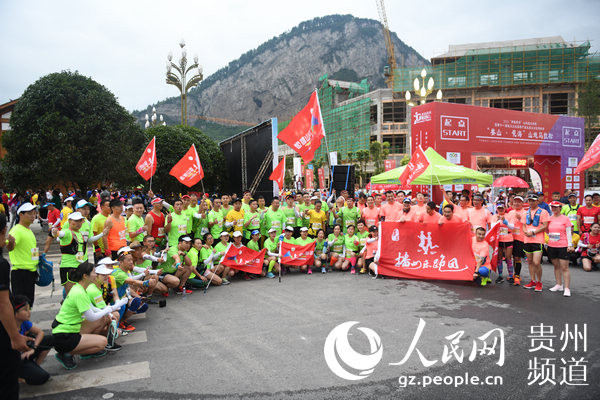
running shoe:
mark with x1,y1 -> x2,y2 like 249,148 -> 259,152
549,284 -> 564,292
495,276 -> 504,284
350,267 -> 356,275
266,272 -> 275,279
119,322 -> 136,332
513,275 -> 521,286
523,280 -> 536,289
359,267 -> 367,274
564,288 -> 571,297
176,286 -> 193,294
307,268 -> 312,275
243,273 -> 252,281
80,350 -> 107,359
162,292 -> 169,298
105,343 -> 122,352
480,277 -> 489,286
534,282 -> 543,292
321,267 -> 326,274
55,352 -> 77,370
507,277 -> 515,284
221,278 -> 231,285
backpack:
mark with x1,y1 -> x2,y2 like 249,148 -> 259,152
36,254 -> 54,288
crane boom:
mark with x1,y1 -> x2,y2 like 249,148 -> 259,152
188,115 -> 255,126
376,0 -> 397,88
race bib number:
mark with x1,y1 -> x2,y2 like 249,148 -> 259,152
499,227 -> 509,236
271,220 -> 281,228
76,251 -> 85,262
548,232 -> 560,242
82,232 -> 89,243
286,217 -> 295,225
94,295 -> 103,306
513,227 -> 521,235
568,214 -> 577,222
119,230 -> 126,241
345,220 -> 354,227
236,219 -> 244,227
312,222 -> 322,230
333,245 -> 343,253
366,219 -> 376,226
31,248 -> 39,261
584,216 -> 595,224
178,224 -> 187,234
157,227 -> 165,237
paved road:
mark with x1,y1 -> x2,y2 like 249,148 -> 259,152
18,222 -> 600,399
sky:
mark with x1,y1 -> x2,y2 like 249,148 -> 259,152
1,0 -> 599,112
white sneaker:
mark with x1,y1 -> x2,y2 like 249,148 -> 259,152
549,284 -> 563,292
564,288 -> 571,297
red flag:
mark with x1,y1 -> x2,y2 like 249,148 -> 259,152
280,241 -> 315,266
305,168 -> 314,190
277,91 -> 325,163
399,146 -> 430,185
384,159 -> 396,171
169,144 -> 204,188
136,137 -> 156,181
317,168 -> 325,189
574,134 -> 600,174
377,221 -> 476,280
220,244 -> 266,274
269,157 -> 286,191
485,221 -> 501,272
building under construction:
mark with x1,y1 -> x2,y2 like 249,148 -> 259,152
280,36 -> 600,186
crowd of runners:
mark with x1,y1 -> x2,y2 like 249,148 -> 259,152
0,186 -> 595,397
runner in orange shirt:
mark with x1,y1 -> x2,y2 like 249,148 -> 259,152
491,203 -> 515,284
507,195 -> 526,285
472,227 -> 492,286
414,202 -> 441,223
380,191 -> 402,222
438,204 -> 463,224
398,198 -> 415,222
467,194 -> 492,232
361,196 -> 380,228
522,193 -> 550,292
411,192 -> 427,219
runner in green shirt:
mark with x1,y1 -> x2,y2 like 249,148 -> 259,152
338,197 -> 362,234
295,227 -> 315,274
213,232 -> 232,285
314,229 -> 329,273
263,198 -> 286,236
241,190 -> 253,213
342,225 -> 362,274
208,198 -> 225,238
166,199 -> 190,249
198,233 -> 224,286
127,200 -> 147,243
561,193 -> 580,233
243,200 -> 262,242
7,203 -> 39,305
327,224 -> 345,271
263,228 -> 280,278
281,195 -> 299,234
186,237 -> 209,289
91,199 -> 110,260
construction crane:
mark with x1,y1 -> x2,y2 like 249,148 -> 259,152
376,0 -> 397,88
188,115 -> 255,126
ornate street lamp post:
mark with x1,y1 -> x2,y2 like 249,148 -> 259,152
166,39 -> 203,126
144,107 -> 166,129
405,68 -> 442,105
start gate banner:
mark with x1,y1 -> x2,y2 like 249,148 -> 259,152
377,221 -> 475,280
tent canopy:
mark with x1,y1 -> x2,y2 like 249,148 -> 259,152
370,147 -> 493,186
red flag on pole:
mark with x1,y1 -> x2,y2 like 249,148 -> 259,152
574,134 -> 600,174
485,221 -> 501,272
136,137 -> 156,181
399,146 -> 430,185
277,90 -> 325,164
269,157 -> 286,192
219,244 -> 266,274
169,144 -> 204,187
280,241 -> 316,266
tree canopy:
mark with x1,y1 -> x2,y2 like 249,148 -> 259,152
3,71 -> 145,190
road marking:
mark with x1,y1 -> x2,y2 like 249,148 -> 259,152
46,330 -> 148,357
20,361 -> 151,398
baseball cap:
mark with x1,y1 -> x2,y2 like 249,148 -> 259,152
549,201 -> 563,208
403,198 -> 411,203
310,196 -> 318,200
568,193 -> 577,198
268,228 -> 277,234
95,264 -> 114,275
17,202 -> 36,214
182,195 -> 190,199
64,196 -> 74,203
232,231 -> 242,237
251,229 -> 260,236
68,211 -> 85,220
495,203 -> 505,208
97,257 -> 118,266
75,200 -> 92,209
285,226 -> 294,232
300,227 -> 308,232
117,246 -> 132,258
369,225 -> 378,232
527,193 -> 539,200
220,231 -> 230,237
151,197 -> 163,204
513,196 -> 524,201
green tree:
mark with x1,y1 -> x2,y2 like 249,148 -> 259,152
400,154 -> 410,166
144,125 -> 225,194
355,149 -> 370,187
370,141 -> 390,174
575,78 -> 600,186
3,71 -> 145,190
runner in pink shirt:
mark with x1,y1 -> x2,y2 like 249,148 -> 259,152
491,203 -> 515,284
522,193 -> 550,292
380,191 -> 402,222
362,196 -> 380,228
398,198 -> 415,222
507,196 -> 527,285
438,204 -> 464,224
411,192 -> 427,219
414,202 -> 441,223
467,194 -> 492,232
547,201 -> 574,296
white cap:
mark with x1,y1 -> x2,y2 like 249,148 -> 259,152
117,246 -> 132,257
75,200 -> 92,209
232,231 -> 242,238
310,196 -> 318,200
268,228 -> 277,234
95,264 -> 114,275
68,211 -> 85,221
300,227 -> 308,231
17,202 -> 36,214
97,257 -> 118,266
124,205 -> 133,210
220,231 -> 230,237
285,226 -> 294,231
64,196 -> 74,203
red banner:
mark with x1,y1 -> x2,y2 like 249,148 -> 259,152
269,157 -> 286,192
399,146 -> 430,185
305,169 -> 314,190
377,221 -> 476,280
485,222 -> 501,272
384,159 -> 396,171
318,168 -> 325,189
169,144 -> 204,188
136,137 -> 156,181
277,91 -> 325,163
220,244 -> 266,274
280,241 -> 315,266
575,134 -> 600,174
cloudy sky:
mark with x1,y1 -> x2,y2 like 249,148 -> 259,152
1,0 -> 598,112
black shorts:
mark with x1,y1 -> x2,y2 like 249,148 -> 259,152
513,240 -> 525,258
111,250 -> 119,260
52,332 -> 81,354
524,243 -> 543,254
547,246 -> 569,261
365,257 -> 374,269
59,267 -> 77,285
499,241 -> 513,250
48,230 -> 54,238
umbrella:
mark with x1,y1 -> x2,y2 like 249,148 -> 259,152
492,175 -> 529,188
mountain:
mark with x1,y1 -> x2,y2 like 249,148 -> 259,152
137,14 -> 428,139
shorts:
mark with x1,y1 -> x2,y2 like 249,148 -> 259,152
547,246 -> 569,261
365,257 -> 374,269
59,267 -> 77,285
524,243 -> 543,254
499,241 -> 513,250
513,240 -> 524,258
111,250 -> 119,260
52,332 -> 82,354
48,230 -> 54,238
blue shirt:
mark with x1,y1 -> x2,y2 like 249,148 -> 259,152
538,201 -> 551,214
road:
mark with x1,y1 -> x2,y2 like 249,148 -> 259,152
19,222 -> 600,399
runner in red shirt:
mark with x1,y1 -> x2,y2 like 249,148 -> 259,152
507,196 -> 527,286
576,194 -> 600,234
467,194 -> 492,232
578,222 -> 600,272
42,203 -> 61,255
411,192 -> 427,219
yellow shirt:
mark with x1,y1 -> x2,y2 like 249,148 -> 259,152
60,206 -> 73,225
307,209 -> 327,236
225,209 -> 245,233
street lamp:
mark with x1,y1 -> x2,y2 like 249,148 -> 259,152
144,106 -> 166,129
166,38 -> 203,125
405,68 -> 442,106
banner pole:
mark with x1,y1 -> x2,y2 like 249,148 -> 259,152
149,175 -> 153,193
204,269 -> 215,294
278,241 -> 282,283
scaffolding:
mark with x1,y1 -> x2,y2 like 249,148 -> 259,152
393,39 -> 600,93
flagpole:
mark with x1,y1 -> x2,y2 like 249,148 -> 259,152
278,241 -> 282,283
315,89 -> 334,197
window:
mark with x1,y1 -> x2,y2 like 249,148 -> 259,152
382,101 -> 406,123
447,98 -> 466,104
480,73 -> 498,86
447,76 -> 466,87
490,98 -> 523,111
382,134 -> 407,155
549,93 -> 568,115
